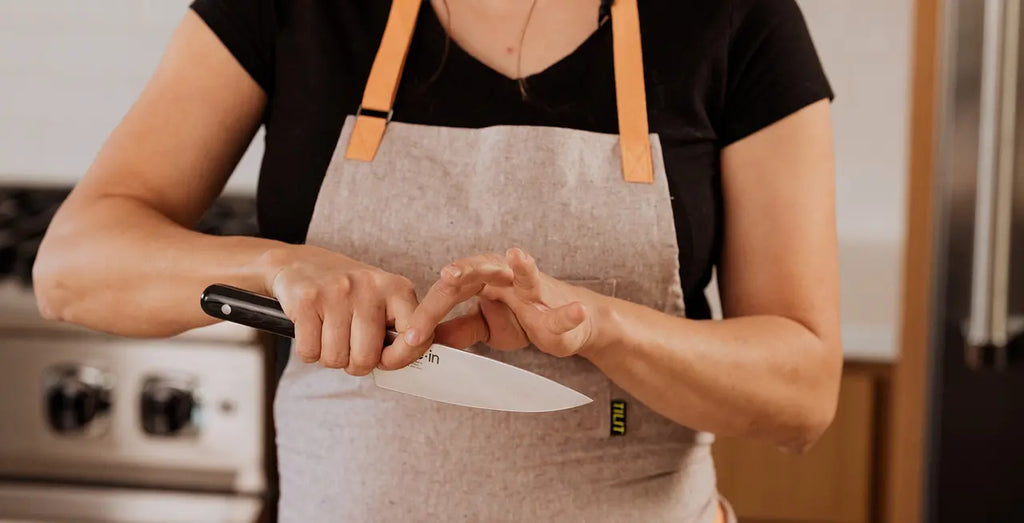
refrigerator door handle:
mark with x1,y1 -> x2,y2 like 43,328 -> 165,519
966,0 -> 1020,370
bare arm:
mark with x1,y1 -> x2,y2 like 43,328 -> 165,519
32,12 -> 283,337
32,11 -> 430,378
584,100 -> 842,451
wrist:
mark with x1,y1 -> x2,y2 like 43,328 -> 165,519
578,293 -> 626,364
251,243 -> 298,295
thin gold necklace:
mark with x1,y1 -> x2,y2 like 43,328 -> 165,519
440,0 -> 540,100
516,0 -> 540,100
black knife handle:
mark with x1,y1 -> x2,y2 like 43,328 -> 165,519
201,284 -> 295,338
201,284 -> 401,346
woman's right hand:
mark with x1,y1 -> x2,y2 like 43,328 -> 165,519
260,245 -> 423,375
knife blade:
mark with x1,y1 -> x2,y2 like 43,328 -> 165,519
200,284 -> 592,412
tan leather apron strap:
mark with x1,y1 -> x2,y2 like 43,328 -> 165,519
345,0 -> 422,161
611,0 -> 654,183
347,0 -> 654,184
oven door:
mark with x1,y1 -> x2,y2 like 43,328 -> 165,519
0,482 -> 265,523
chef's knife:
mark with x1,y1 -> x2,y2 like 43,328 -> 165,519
200,284 -> 592,413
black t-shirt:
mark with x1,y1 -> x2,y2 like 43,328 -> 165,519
190,0 -> 833,319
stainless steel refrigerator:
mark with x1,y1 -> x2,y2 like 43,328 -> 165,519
929,0 -> 1024,520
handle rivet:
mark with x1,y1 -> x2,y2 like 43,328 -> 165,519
221,304 -> 232,316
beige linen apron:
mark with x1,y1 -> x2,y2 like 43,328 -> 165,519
274,1 -> 735,521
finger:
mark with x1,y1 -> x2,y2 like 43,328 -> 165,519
380,291 -> 439,370
506,248 -> 543,302
478,282 -> 513,302
406,255 -> 512,346
386,285 -> 418,332
319,309 -> 352,369
379,336 -> 432,370
433,302 -> 489,349
346,298 -> 386,377
445,253 -> 515,286
284,290 -> 323,364
378,287 -> 420,370
478,296 -> 530,351
541,301 -> 588,335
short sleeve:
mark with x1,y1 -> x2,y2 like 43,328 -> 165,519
719,0 -> 834,146
190,0 -> 278,95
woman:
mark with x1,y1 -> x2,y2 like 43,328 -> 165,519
34,0 -> 841,521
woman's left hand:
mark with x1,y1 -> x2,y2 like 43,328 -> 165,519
379,248 -> 603,369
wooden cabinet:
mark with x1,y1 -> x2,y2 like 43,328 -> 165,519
713,372 -> 877,523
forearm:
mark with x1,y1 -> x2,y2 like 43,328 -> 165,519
583,297 -> 842,451
34,194 -> 286,338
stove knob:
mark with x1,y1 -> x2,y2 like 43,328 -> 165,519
45,366 -> 112,435
141,379 -> 197,436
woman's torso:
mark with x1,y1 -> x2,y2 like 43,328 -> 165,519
199,0 -> 777,317
189,0 -> 832,520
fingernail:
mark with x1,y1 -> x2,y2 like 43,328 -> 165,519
405,329 -> 418,345
480,263 -> 505,273
443,265 -> 462,279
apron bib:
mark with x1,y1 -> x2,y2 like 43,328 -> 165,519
273,1 -> 732,521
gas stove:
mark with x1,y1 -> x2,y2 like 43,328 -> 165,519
0,187 -> 272,522
0,187 -> 68,288
0,186 -> 261,287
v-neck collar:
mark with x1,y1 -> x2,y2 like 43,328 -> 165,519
419,1 -> 612,84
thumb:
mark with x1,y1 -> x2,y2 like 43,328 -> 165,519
542,302 -> 587,335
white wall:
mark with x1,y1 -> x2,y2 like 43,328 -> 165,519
798,0 -> 914,245
0,0 -> 263,195
797,0 -> 914,361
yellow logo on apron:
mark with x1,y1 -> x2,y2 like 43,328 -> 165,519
610,399 -> 627,436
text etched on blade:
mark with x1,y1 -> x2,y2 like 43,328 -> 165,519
409,350 -> 440,369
